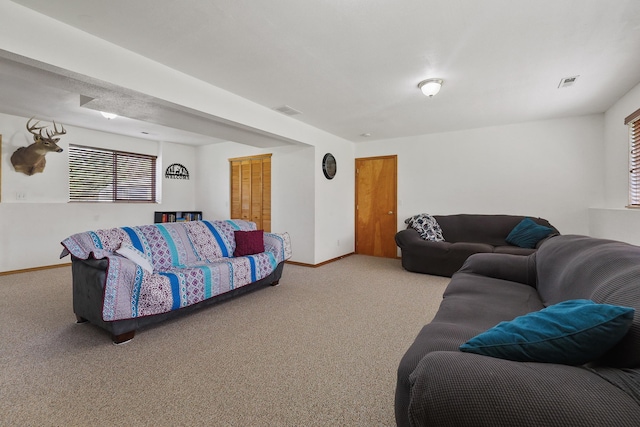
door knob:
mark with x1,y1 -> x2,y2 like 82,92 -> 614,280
388,211 -> 394,215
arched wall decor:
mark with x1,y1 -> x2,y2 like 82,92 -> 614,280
165,163 -> 189,180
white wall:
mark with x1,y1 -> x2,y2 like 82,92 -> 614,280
195,139 -> 354,265
355,115 -> 605,237
195,142 -> 317,263
158,141 -> 197,210
590,80 -> 640,244
314,139 -> 355,263
195,141 -> 267,221
2,114 -> 69,203
272,144 -> 316,264
0,112 -> 197,272
0,0 -> 357,269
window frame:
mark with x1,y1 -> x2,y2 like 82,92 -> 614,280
68,144 -> 158,203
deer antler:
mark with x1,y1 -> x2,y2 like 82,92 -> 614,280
26,117 -> 46,139
46,121 -> 67,141
26,117 -> 67,143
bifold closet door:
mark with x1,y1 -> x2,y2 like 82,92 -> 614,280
229,154 -> 271,232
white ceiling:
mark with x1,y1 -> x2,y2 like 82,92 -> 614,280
4,0 -> 640,145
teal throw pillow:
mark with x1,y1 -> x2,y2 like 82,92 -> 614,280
459,299 -> 634,365
506,217 -> 554,249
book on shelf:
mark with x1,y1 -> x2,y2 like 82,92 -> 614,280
154,210 -> 202,223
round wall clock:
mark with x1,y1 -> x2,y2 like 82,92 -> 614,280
322,153 -> 337,179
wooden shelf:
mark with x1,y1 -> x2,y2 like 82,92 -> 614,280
154,211 -> 202,223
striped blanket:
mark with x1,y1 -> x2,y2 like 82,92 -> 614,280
61,220 -> 291,321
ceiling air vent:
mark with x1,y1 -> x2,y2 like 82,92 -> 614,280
558,75 -> 579,88
273,105 -> 302,116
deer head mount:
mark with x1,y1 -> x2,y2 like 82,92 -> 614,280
11,118 -> 65,176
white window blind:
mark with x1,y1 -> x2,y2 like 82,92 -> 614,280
69,145 -> 157,202
627,108 -> 640,206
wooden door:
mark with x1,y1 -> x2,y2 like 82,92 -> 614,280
355,156 -> 397,257
240,160 -> 252,221
261,159 -> 272,231
230,161 -> 241,219
229,154 -> 271,232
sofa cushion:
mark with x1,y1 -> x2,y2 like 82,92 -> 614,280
405,213 -> 445,242
505,217 -> 554,249
438,272 -> 545,330
234,230 -> 265,256
459,299 -> 635,365
134,223 -> 201,270
535,235 -> 640,367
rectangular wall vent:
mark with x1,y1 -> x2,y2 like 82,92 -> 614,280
273,105 -> 302,116
558,75 -> 579,88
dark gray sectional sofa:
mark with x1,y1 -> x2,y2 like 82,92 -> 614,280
395,235 -> 640,426
395,214 -> 558,277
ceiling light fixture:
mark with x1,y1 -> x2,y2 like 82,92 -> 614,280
418,78 -> 443,97
100,111 -> 118,120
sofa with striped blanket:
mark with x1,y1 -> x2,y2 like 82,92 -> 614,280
60,219 -> 292,343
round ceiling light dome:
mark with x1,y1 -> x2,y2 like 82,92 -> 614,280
418,78 -> 443,97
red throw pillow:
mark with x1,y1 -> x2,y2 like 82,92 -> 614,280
233,230 -> 265,257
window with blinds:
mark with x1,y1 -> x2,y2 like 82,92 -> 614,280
627,108 -> 640,207
69,145 -> 157,202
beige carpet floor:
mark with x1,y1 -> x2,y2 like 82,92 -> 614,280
0,255 -> 449,427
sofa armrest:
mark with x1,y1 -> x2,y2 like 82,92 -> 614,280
456,252 -> 537,287
407,351 -> 640,427
264,232 -> 292,263
396,229 -> 459,255
395,228 -> 427,247
535,232 -> 560,249
71,255 -> 109,324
